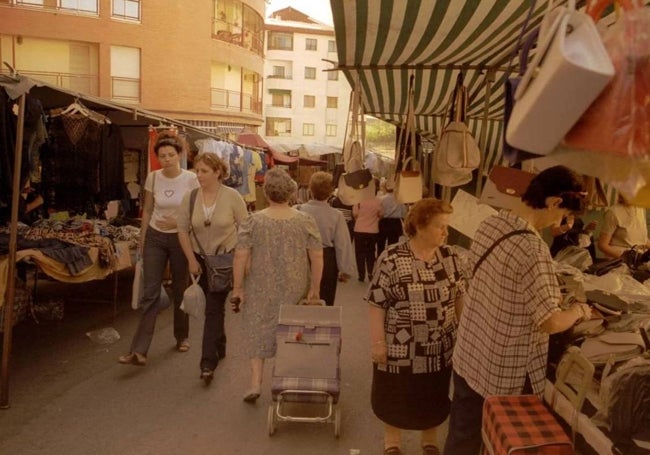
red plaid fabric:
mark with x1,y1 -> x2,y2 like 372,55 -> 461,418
482,395 -> 573,455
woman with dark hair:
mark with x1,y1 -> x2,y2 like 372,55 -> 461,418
296,171 -> 355,306
368,198 -> 466,455
177,152 -> 248,384
232,168 -> 323,402
118,133 -> 199,366
445,165 -> 593,455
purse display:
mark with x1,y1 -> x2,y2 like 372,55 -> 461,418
506,0 -> 615,155
432,72 -> 481,187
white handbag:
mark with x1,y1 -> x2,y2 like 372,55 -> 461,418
395,157 -> 423,204
506,0 -> 614,155
433,75 -> 481,187
393,75 -> 423,204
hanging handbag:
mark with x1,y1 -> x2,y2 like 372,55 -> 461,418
433,73 -> 481,187
338,83 -> 376,205
395,157 -> 423,204
189,189 -> 234,293
506,0 -> 615,155
564,0 -> 650,158
479,165 -> 535,210
394,74 -> 423,203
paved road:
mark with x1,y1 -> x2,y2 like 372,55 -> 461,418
0,270 -> 449,455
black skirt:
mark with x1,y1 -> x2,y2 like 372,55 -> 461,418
371,364 -> 452,430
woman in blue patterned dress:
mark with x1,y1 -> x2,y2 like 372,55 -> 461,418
232,168 -> 323,403
367,198 -> 466,455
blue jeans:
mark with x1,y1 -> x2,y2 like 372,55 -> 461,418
130,227 -> 189,355
443,371 -> 484,455
195,253 -> 228,371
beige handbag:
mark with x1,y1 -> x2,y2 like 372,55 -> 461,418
394,75 -> 423,204
433,73 -> 481,187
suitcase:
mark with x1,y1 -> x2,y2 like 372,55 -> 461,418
268,301 -> 342,437
481,394 -> 573,455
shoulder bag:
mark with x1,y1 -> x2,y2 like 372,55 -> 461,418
189,189 -> 233,293
394,74 -> 423,203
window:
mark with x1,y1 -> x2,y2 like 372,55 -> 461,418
110,45 -> 141,103
304,95 -> 315,108
327,97 -> 338,109
59,0 -> 98,12
112,0 -> 140,20
328,40 -> 336,53
326,124 -> 337,136
303,123 -> 315,136
269,89 -> 291,108
304,67 -> 316,80
271,66 -> 286,78
268,32 -> 293,50
327,71 -> 339,81
266,117 -> 292,136
305,38 -> 317,51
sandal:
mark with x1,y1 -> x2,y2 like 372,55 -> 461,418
422,445 -> 440,455
117,352 -> 146,366
242,387 -> 261,403
384,447 -> 402,455
176,339 -> 190,352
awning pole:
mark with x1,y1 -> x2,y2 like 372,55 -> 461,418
1,93 -> 26,409
475,69 -> 495,198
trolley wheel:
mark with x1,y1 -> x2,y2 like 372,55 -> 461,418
333,407 -> 341,438
267,404 -> 276,436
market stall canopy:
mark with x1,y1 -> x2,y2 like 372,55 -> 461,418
330,0 -> 558,172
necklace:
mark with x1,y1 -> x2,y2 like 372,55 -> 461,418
201,185 -> 221,227
203,202 -> 215,227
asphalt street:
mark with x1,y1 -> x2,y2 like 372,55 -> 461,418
0,269 -> 449,455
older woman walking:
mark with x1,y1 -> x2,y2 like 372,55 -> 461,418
232,168 -> 323,402
177,152 -> 247,384
368,198 -> 466,455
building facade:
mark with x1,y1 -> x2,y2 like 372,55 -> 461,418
0,0 -> 265,133
264,7 -> 351,150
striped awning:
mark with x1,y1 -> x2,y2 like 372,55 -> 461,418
331,0 -> 567,173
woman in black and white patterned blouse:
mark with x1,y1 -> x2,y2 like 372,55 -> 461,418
367,198 -> 467,455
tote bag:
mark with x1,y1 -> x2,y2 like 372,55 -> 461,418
394,74 -> 422,204
506,0 -> 615,155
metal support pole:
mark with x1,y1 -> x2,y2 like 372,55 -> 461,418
1,93 -> 26,409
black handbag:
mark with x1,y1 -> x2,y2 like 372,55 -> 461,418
342,168 -> 372,189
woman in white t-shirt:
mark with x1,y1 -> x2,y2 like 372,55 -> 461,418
118,133 -> 199,366
598,195 -> 650,259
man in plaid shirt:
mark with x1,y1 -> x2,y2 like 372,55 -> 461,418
444,166 -> 592,455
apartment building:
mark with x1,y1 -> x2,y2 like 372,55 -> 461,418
0,0 -> 265,133
264,7 -> 351,150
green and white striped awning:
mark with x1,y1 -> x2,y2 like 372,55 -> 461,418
331,0 -> 565,173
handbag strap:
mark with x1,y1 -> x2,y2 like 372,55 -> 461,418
473,229 -> 535,275
587,0 -> 634,20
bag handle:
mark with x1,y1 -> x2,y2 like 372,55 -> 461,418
343,77 -> 366,172
514,0 -> 572,101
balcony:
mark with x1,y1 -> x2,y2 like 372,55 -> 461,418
4,0 -> 99,16
211,18 -> 263,57
210,88 -> 261,115
1,69 -> 99,95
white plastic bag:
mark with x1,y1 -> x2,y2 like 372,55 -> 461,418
131,258 -> 144,310
180,274 -> 206,319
